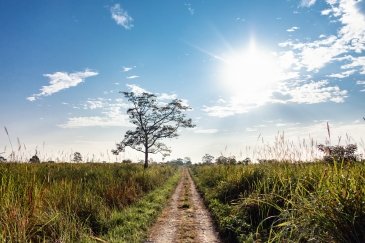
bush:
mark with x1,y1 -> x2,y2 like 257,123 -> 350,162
318,144 -> 358,163
29,154 -> 40,163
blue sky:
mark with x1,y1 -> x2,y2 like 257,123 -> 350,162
1,0 -> 365,162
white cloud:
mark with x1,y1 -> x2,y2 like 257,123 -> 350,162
342,56 -> 365,74
280,0 -> 365,72
300,0 -> 317,8
202,100 -> 254,117
60,98 -> 131,128
185,3 -> 195,15
110,4 -> 133,29
27,69 -> 98,101
321,9 -> 332,15
126,84 -> 149,94
59,116 -> 129,128
282,80 -> 348,104
287,26 -> 299,32
278,51 -> 299,69
357,80 -> 365,91
126,75 -> 139,79
194,129 -> 218,134
122,66 -> 133,72
203,79 -> 348,117
84,98 -> 106,110
328,69 -> 356,78
124,84 -> 184,105
158,93 -> 178,100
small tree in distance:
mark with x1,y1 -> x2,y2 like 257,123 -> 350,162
29,154 -> 40,163
112,91 -> 195,169
72,152 -> 83,163
202,154 -> 214,164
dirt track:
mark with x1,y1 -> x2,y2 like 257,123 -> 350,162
146,168 -> 221,243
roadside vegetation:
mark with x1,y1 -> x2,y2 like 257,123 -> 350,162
0,163 -> 178,242
191,161 -> 365,242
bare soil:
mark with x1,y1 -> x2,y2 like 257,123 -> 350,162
146,168 -> 221,243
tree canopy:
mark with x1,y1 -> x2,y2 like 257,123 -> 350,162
112,91 -> 195,168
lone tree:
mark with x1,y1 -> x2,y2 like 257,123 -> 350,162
72,152 -> 83,163
112,91 -> 195,168
202,153 -> 214,164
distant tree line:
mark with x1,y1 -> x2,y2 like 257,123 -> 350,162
201,153 -> 251,165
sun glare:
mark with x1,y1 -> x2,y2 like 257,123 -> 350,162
220,41 -> 282,104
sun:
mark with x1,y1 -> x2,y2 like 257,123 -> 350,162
220,41 -> 282,104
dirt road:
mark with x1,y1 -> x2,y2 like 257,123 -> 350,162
146,168 -> 221,243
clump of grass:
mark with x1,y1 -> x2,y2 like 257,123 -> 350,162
192,162 -> 365,242
104,170 -> 181,242
0,163 -> 177,242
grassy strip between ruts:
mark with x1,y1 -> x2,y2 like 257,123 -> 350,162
92,168 -> 181,243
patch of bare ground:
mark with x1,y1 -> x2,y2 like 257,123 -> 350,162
146,168 -> 221,243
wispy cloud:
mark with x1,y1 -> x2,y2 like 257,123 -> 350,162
194,129 -> 218,134
300,0 -> 317,8
357,80 -> 365,92
286,26 -> 299,32
126,83 -> 148,94
126,75 -> 139,79
203,99 -> 255,118
27,69 -> 98,101
342,56 -> 365,75
185,3 -> 195,15
328,69 -> 356,79
122,66 -> 133,72
110,4 -> 133,29
158,93 -> 178,100
83,98 -> 107,110
321,9 -> 332,15
59,116 -> 129,128
280,0 -> 365,72
59,98 -> 130,128
280,80 -> 348,104
203,78 -> 348,117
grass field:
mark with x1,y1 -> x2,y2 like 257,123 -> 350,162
191,162 -> 365,242
0,163 -> 178,242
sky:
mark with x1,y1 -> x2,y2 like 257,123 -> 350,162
1,0 -> 365,162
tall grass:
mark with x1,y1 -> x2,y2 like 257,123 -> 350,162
0,163 -> 177,242
191,162 -> 365,242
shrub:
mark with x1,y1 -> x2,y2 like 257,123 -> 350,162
29,154 -> 40,163
317,144 -> 358,163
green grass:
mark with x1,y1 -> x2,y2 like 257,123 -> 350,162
104,170 -> 180,242
191,162 -> 365,242
0,163 -> 178,242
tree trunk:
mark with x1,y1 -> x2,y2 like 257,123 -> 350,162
144,149 -> 148,169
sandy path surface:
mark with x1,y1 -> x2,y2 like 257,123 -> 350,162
146,168 -> 221,243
